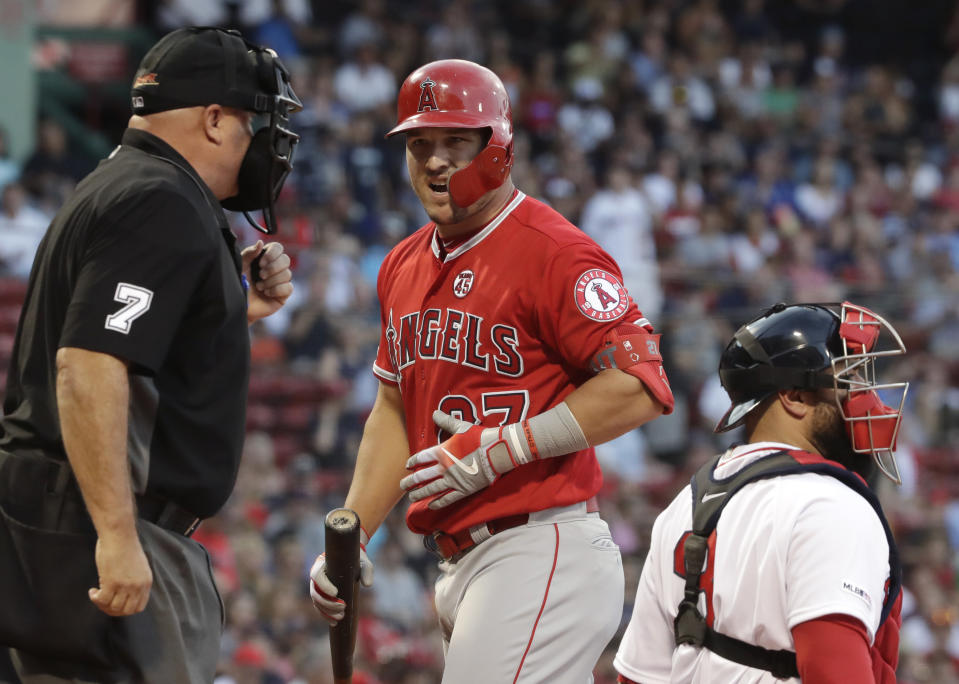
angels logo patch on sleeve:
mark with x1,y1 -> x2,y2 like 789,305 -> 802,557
574,269 -> 629,321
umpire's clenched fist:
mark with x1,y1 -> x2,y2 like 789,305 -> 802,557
89,531 -> 153,616
243,240 -> 293,323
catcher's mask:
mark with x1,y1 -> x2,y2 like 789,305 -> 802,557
716,301 -> 909,484
386,59 -> 513,208
131,26 -> 302,235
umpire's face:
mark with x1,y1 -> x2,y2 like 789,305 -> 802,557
207,105 -> 256,199
405,127 -> 485,226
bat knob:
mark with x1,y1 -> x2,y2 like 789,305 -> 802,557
326,508 -> 360,534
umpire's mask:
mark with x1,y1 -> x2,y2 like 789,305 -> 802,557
131,27 -> 303,234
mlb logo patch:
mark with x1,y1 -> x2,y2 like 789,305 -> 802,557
841,581 -> 872,609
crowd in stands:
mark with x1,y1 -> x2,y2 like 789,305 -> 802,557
2,1 -> 959,682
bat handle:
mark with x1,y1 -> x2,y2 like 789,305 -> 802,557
326,508 -> 362,683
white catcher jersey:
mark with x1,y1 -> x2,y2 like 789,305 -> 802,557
615,441 -> 892,684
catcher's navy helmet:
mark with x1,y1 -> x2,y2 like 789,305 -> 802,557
716,303 -> 841,432
716,301 -> 909,484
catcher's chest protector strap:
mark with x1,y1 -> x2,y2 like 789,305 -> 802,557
673,449 -> 902,680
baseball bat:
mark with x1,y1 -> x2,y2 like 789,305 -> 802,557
325,508 -> 361,684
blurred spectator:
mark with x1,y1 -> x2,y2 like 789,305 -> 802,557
795,155 -> 844,227
642,149 -> 683,217
845,65 -> 913,162
0,182 -> 50,280
762,62 -> 801,123
801,57 -> 845,137
564,4 -> 629,93
20,118 -> 90,209
156,0 -> 236,31
239,0 -> 311,30
338,0 -> 387,58
728,206 -> 780,275
249,0 -> 308,60
886,139 -> 943,202
737,144 -> 797,220
629,28 -> 667,93
732,0 -> 773,42
676,0 -> 731,66
424,0 -> 484,63
371,540 -> 429,631
333,42 -> 396,115
520,52 -> 563,155
555,77 -> 615,154
718,41 -> 772,120
226,639 -> 284,684
649,52 -> 716,124
580,163 -> 662,318
939,56 -> 959,128
0,126 -> 20,191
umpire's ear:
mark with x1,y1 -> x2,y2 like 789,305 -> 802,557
201,104 -> 228,145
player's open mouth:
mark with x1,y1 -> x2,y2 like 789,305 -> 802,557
429,182 -> 448,194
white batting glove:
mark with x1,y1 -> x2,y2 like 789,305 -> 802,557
400,411 -> 532,510
309,531 -> 373,626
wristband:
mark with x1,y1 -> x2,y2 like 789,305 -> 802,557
498,401 -> 588,467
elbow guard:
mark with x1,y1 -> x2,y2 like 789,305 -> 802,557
590,324 -> 675,414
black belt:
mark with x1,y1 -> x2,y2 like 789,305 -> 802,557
135,494 -> 201,537
38,457 -> 202,537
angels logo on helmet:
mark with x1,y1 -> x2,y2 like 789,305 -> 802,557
417,78 -> 438,112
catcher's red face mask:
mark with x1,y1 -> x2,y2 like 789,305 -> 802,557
832,302 -> 909,484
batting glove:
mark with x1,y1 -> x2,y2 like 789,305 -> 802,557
400,410 -> 533,509
309,529 -> 373,626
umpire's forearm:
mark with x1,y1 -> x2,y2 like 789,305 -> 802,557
344,382 -> 409,538
56,347 -> 138,541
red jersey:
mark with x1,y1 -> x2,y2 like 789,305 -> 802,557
374,191 -> 662,535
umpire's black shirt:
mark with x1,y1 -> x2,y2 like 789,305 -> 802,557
0,129 -> 250,518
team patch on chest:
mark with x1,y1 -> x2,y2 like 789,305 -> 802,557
574,269 -> 628,321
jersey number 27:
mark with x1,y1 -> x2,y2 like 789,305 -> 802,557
436,390 -> 529,441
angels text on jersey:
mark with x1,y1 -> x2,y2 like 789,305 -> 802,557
384,307 -> 523,383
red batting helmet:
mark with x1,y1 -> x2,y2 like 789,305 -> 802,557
387,59 -> 513,207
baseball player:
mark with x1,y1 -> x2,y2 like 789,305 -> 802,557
614,302 -> 906,684
309,59 -> 674,683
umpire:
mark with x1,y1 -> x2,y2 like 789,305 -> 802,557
0,27 -> 300,683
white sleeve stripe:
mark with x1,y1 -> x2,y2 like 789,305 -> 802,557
372,363 -> 398,383
505,423 -> 530,464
